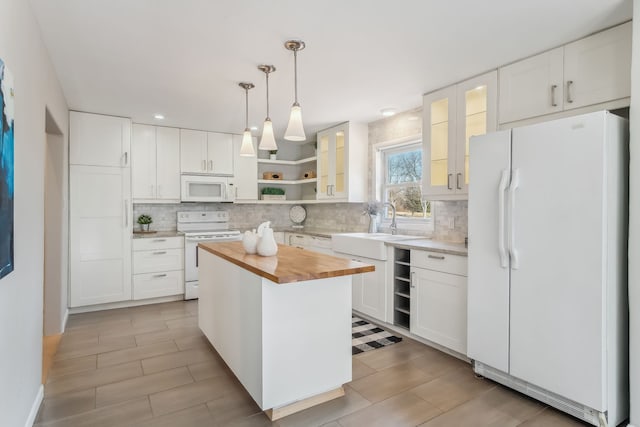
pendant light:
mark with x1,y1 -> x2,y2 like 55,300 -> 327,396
238,82 -> 255,157
258,64 -> 277,151
284,40 -> 306,141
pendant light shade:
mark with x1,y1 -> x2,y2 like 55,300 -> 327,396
258,65 -> 278,151
260,119 -> 277,151
284,40 -> 306,141
238,82 -> 255,157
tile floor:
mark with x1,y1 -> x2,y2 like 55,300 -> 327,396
36,301 -> 589,426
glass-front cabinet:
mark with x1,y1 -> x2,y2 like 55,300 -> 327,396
422,71 -> 497,199
316,122 -> 368,201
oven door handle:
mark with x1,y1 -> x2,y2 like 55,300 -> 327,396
196,246 -> 198,267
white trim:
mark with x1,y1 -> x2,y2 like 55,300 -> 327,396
61,308 -> 69,332
25,385 -> 44,427
372,134 -> 422,151
69,294 -> 184,314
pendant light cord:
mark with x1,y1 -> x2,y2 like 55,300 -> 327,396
245,88 -> 249,129
265,71 -> 270,120
293,49 -> 298,104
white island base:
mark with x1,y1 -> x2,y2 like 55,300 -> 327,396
198,249 -> 354,420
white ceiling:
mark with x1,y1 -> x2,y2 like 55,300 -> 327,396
29,0 -> 632,141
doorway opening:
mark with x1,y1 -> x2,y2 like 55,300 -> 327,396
43,108 -> 66,383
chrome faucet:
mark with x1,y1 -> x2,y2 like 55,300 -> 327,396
383,202 -> 397,235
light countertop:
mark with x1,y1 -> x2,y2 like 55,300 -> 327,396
198,241 -> 374,284
386,239 -> 468,256
132,230 -> 184,239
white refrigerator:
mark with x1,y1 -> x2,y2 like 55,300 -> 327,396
467,111 -> 628,426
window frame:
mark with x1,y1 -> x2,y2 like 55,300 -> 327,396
373,135 -> 433,231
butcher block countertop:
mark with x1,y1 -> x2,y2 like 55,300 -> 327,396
199,241 -> 374,284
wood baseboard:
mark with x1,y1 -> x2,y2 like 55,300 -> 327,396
265,386 -> 345,421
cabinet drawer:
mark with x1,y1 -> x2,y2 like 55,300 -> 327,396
133,248 -> 183,274
411,250 -> 467,276
287,234 -> 309,247
133,270 -> 184,300
133,236 -> 184,251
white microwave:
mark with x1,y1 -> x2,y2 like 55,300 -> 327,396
181,175 -> 235,202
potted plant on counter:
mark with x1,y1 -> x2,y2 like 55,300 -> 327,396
137,214 -> 153,232
269,150 -> 278,160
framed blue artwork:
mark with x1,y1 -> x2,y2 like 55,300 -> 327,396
0,59 -> 14,280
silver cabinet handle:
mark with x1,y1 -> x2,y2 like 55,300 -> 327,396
447,174 -> 453,190
551,84 -> 558,107
123,152 -> 128,167
428,254 -> 445,260
153,251 -> 167,255
202,160 -> 206,171
566,80 -> 573,103
410,271 -> 416,288
326,185 -> 330,195
124,199 -> 128,227
456,173 -> 462,190
152,239 -> 167,243
208,160 -> 213,171
152,273 -> 167,278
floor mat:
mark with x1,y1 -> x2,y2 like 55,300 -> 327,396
352,316 -> 403,355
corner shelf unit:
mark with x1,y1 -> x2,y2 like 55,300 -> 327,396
257,144 -> 318,202
393,248 -> 411,329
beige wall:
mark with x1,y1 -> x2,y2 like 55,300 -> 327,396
0,1 -> 69,425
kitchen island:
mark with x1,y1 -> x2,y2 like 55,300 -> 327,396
197,241 -> 374,420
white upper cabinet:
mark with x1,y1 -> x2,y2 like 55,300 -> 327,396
180,129 -> 208,174
155,127 -> 181,201
132,124 -> 180,203
563,21 -> 632,110
231,134 -> 258,201
499,22 -> 631,124
180,129 -> 234,176
498,48 -> 564,124
70,111 -> 131,167
423,71 -> 497,200
207,132 -> 234,175
316,122 -> 367,202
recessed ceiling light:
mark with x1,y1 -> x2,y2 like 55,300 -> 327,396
407,115 -> 419,121
250,126 -> 258,131
154,113 -> 165,120
475,85 -> 484,90
381,108 -> 396,117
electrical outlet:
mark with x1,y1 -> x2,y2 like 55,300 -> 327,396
448,217 -> 455,229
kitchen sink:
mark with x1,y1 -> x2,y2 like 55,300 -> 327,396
331,233 -> 423,260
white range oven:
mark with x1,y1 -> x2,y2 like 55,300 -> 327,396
177,211 -> 241,299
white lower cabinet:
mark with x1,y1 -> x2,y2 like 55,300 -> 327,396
132,237 -> 184,300
351,257 -> 387,322
409,250 -> 468,354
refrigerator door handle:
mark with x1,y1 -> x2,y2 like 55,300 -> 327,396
508,168 -> 520,269
498,169 -> 510,268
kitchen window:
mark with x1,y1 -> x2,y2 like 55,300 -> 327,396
377,141 -> 431,223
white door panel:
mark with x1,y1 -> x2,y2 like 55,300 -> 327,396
156,126 -> 181,200
70,112 -> 130,167
564,21 -> 631,110
467,130 -> 511,371
411,267 -> 467,354
207,132 -> 234,175
180,129 -> 207,173
509,113 -> 606,410
132,124 -> 156,199
232,134 -> 258,200
70,165 -> 132,307
498,48 -> 564,124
